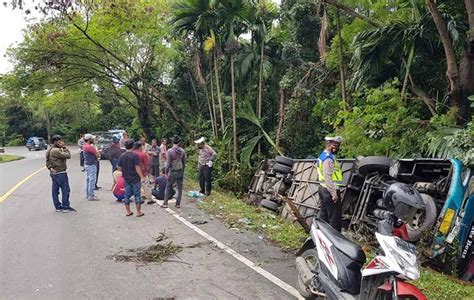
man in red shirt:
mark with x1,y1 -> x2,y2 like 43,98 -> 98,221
132,142 -> 155,204
83,134 -> 100,201
112,170 -> 125,202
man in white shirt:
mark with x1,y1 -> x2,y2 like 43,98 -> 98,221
194,137 -> 216,196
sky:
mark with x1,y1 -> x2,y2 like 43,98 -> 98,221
0,0 -> 282,74
0,5 -> 43,74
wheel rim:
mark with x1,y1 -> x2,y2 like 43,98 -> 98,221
408,208 -> 426,230
297,251 -> 320,296
305,254 -> 319,270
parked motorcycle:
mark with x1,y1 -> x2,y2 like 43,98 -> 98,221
295,183 -> 427,299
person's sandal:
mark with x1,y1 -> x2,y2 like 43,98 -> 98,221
160,204 -> 168,208
175,205 -> 180,208
136,212 -> 145,217
126,212 -> 134,216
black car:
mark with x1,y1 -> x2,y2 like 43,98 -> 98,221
26,137 -> 48,151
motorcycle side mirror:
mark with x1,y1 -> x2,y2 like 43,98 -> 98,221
377,219 -> 394,236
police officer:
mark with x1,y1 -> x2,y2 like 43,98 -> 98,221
317,136 -> 343,232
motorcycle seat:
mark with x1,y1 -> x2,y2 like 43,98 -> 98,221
315,219 -> 366,264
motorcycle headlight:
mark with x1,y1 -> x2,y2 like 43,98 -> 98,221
383,241 -> 419,280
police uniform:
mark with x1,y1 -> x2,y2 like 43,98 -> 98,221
317,139 -> 343,232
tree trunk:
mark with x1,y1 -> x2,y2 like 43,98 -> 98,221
209,70 -> 219,138
137,96 -> 153,139
336,11 -> 347,110
459,0 -> 474,122
426,0 -> 467,124
230,53 -> 237,161
205,88 -> 217,138
257,40 -> 264,121
45,110 -> 51,143
257,40 -> 265,154
409,75 -> 437,116
276,88 -> 285,149
322,0 -> 379,27
401,45 -> 415,100
214,50 -> 225,133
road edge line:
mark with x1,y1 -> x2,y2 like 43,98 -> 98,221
165,207 -> 303,299
0,167 -> 46,203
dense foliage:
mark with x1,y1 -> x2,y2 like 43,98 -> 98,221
1,0 -> 473,191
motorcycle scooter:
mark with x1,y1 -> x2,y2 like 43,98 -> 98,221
295,183 -> 428,299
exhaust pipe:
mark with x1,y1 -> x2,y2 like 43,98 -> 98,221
296,257 -> 314,286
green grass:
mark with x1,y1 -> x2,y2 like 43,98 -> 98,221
186,179 -> 474,298
416,267 -> 474,300
185,179 -> 307,251
0,154 -> 24,163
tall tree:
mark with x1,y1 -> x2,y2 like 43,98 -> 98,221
426,0 -> 471,124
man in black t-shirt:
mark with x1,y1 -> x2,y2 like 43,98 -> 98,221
117,139 -> 145,217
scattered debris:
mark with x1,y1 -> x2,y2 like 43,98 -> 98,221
107,232 -> 182,264
186,241 -> 210,249
155,232 -> 168,243
187,191 -> 204,198
238,218 -> 252,225
191,220 -> 208,225
230,228 -> 241,233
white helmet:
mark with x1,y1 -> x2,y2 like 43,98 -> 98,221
194,137 -> 206,144
324,136 -> 343,143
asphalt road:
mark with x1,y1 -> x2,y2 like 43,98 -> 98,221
0,147 -> 300,299
0,147 -> 49,196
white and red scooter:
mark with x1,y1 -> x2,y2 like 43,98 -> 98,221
295,183 -> 428,300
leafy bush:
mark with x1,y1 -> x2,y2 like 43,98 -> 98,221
335,82 -> 425,158
424,121 -> 474,166
6,134 -> 24,146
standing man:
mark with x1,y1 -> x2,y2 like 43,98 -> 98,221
83,134 -> 100,201
117,139 -> 145,217
92,137 -> 101,190
161,135 -> 186,209
133,142 -> 155,204
148,139 -> 160,183
140,137 -> 151,153
108,136 -> 122,173
119,132 -> 128,150
194,137 -> 216,196
46,135 -> 76,212
317,136 -> 344,232
159,138 -> 168,175
77,133 -> 85,172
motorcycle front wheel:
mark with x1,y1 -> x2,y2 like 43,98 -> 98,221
296,248 -> 322,299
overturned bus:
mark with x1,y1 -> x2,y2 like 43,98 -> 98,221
247,156 -> 474,281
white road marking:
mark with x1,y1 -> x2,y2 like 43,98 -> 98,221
165,207 -> 303,299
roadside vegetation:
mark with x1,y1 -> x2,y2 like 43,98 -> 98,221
0,154 -> 24,163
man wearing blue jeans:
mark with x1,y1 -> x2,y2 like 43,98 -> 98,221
83,133 -> 100,201
46,135 -> 76,212
117,139 -> 145,217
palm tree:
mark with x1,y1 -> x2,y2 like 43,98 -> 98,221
173,0 -> 224,133
350,6 -> 439,115
219,0 -> 249,161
